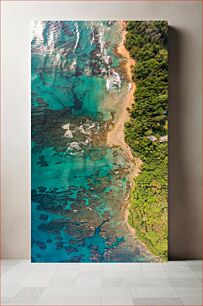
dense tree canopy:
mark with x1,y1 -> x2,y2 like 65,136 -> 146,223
124,21 -> 168,260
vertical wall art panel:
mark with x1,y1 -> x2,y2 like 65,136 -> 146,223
31,21 -> 168,262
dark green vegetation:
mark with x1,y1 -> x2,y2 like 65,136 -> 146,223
124,21 -> 168,261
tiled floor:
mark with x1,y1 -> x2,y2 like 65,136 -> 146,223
1,260 -> 202,305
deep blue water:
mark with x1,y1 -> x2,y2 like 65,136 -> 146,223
31,21 -> 153,262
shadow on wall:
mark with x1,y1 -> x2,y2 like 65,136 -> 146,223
168,26 -> 202,260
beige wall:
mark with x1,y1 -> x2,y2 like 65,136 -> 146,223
1,1 -> 202,259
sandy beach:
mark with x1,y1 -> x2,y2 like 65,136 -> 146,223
107,21 -> 136,161
106,21 -> 143,237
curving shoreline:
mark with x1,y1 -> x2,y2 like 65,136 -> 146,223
106,22 -> 160,261
106,21 -> 143,237
107,21 -> 135,161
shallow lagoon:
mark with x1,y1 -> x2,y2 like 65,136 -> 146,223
31,21 -> 154,262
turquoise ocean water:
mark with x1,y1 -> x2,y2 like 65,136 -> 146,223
31,21 -> 153,262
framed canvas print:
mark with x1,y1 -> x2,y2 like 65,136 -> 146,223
31,21 -> 168,262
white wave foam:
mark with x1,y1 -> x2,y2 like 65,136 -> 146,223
91,31 -> 95,45
62,123 -> 73,138
31,21 -> 45,44
98,30 -> 104,53
114,72 -> 121,88
73,22 -> 80,52
68,142 -> 81,150
78,124 -> 86,134
106,71 -> 121,90
128,83 -> 132,92
102,55 -> 110,65
106,79 -> 110,92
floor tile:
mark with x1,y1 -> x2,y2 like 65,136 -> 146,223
143,271 -> 168,278
175,287 -> 202,298
35,297 -> 102,305
102,287 -> 132,298
193,271 -> 202,279
80,263 -> 102,272
102,297 -> 134,305
2,296 -> 39,305
180,296 -> 202,305
1,265 -> 17,274
186,260 -> 202,266
41,287 -> 101,298
47,277 -> 76,288
133,297 -> 183,305
2,287 -> 23,299
165,261 -> 187,266
124,277 -> 172,287
102,278 -> 123,287
166,271 -> 197,279
54,269 -> 80,278
75,271 -> 102,287
2,262 -> 36,287
141,263 -> 165,272
103,264 -> 142,273
103,269 -> 144,279
75,276 -> 102,287
188,264 -> 202,272
1,259 -> 202,306
78,271 -> 102,278
17,271 -> 55,287
135,286 -> 178,298
1,299 -> 10,305
164,265 -> 192,273
170,277 -> 202,287
34,263 -> 60,272
57,264 -> 81,271
15,287 -> 45,298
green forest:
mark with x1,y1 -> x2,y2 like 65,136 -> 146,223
124,21 -> 168,261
